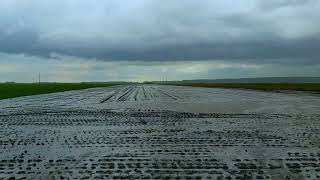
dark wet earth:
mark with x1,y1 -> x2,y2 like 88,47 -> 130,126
0,111 -> 319,179
0,85 -> 320,179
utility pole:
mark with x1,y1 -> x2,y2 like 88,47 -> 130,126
38,72 -> 41,85
163,75 -> 165,85
166,74 -> 167,85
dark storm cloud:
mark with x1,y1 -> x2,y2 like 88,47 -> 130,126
258,0 -> 317,10
0,0 -> 320,64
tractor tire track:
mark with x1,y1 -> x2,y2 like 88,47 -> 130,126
117,86 -> 136,101
150,87 -> 181,100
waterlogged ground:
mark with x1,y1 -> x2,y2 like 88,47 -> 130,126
0,85 -> 320,179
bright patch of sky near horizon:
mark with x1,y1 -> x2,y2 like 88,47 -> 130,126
1,53 -> 319,83
0,0 -> 320,82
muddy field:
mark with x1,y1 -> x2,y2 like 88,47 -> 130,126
0,85 -> 320,179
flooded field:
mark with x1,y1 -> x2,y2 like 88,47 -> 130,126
0,85 -> 320,179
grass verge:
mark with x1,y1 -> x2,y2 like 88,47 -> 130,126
0,83 -> 118,100
171,83 -> 320,92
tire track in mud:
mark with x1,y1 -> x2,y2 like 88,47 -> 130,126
2,86 -> 182,111
1,110 -> 303,120
32,89 -> 113,110
32,89 -> 103,103
145,87 -> 153,99
147,86 -> 159,98
150,87 -> 181,100
145,86 -> 156,100
99,86 -> 131,103
101,86 -> 156,103
9,89 -> 111,110
134,87 -> 140,101
1,110 -> 320,179
117,86 -> 136,101
100,88 -> 122,103
99,93 -> 116,103
57,90 -> 103,105
44,152 -> 94,180
142,86 -> 149,100
100,85 -> 136,103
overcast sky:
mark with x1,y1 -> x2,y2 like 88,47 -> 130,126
1,0 -> 320,82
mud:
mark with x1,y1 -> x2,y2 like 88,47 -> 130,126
0,85 -> 320,179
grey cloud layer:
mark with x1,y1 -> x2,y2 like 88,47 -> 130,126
0,0 -> 320,64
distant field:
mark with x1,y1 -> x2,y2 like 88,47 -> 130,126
0,83 -> 118,100
173,83 -> 320,92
